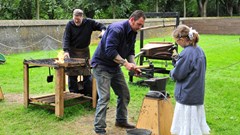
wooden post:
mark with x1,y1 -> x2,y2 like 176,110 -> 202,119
55,67 -> 64,117
0,86 -> 4,100
24,64 -> 29,107
136,97 -> 174,135
92,77 -> 97,108
63,73 -> 66,91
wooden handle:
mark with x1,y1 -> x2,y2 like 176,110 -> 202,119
136,65 -> 150,69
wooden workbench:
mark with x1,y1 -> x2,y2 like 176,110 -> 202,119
23,58 -> 97,117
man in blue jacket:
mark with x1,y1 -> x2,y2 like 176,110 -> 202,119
91,10 -> 145,135
63,9 -> 106,95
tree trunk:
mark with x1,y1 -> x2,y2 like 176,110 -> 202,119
203,0 -> 208,16
111,0 -> 116,19
216,0 -> 219,16
36,0 -> 40,19
228,7 -> 233,16
156,0 -> 159,12
223,0 -> 234,16
238,0 -> 240,15
184,0 -> 186,18
197,0 -> 208,17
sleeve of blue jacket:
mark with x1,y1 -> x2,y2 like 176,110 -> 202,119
104,28 -> 122,60
170,53 -> 193,81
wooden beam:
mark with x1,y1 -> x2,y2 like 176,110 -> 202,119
23,64 -> 29,107
55,67 -> 64,117
140,24 -> 176,31
92,77 -> 97,108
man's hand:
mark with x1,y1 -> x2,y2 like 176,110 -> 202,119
133,68 -> 142,76
123,61 -> 135,71
64,52 -> 70,58
123,62 -> 142,75
171,50 -> 178,66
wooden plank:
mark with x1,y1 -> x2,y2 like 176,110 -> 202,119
24,58 -> 87,68
136,97 -> 174,135
31,93 -> 56,99
141,43 -> 173,50
92,77 -> 97,108
31,92 -> 81,100
0,86 -> 4,100
159,99 -> 174,135
30,92 -> 85,105
140,24 -> 175,31
137,97 -> 160,135
23,64 -> 29,107
55,67 -> 64,117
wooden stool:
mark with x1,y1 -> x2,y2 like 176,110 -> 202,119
0,86 -> 4,100
136,97 -> 174,135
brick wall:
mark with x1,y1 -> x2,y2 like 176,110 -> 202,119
182,17 -> 240,35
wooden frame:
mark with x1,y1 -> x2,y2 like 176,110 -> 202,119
23,59 -> 97,118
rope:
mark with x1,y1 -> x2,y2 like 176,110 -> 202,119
0,35 -> 62,50
210,61 -> 240,72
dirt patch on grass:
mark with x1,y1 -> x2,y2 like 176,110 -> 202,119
4,93 -> 24,103
64,108 -> 128,135
3,93 -> 134,135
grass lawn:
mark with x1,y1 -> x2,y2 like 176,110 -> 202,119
0,35 -> 240,134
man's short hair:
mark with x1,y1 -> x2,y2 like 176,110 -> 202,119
129,10 -> 146,21
73,9 -> 83,16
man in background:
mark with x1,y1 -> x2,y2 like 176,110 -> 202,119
63,9 -> 106,95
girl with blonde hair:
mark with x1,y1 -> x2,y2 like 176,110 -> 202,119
170,24 -> 210,135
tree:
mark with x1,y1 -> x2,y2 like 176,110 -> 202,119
216,0 -> 219,16
184,0 -> 186,17
220,0 -> 238,16
238,0 -> 240,15
19,0 -> 33,19
36,0 -> 40,19
94,0 -> 133,19
0,0 -> 20,19
197,0 -> 208,17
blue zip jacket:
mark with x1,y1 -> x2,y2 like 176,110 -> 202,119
170,45 -> 206,105
91,20 -> 137,72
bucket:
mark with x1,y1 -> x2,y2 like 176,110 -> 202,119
0,53 -> 6,64
126,128 -> 152,135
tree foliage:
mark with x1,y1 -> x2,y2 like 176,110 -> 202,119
0,0 -> 239,20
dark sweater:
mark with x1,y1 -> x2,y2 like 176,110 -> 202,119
63,18 -> 106,52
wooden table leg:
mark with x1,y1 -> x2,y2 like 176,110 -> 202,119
92,77 -> 97,108
24,64 -> 29,107
63,73 -> 66,92
55,67 -> 64,117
